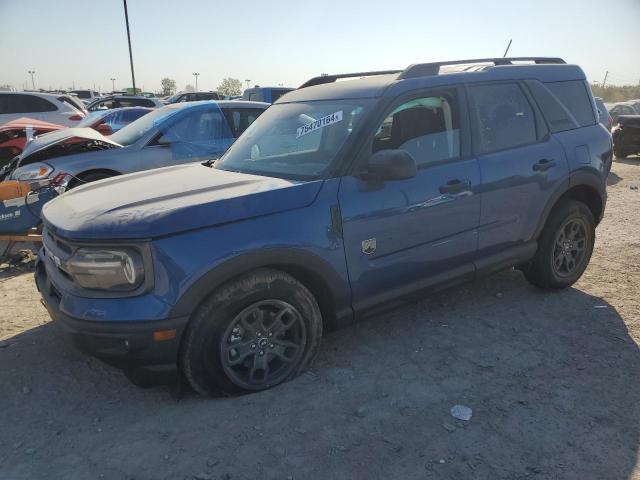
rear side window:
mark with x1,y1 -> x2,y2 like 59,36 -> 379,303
0,94 -> 57,113
468,83 -> 537,154
545,81 -> 595,127
249,92 -> 263,102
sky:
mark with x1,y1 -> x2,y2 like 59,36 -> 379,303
1,0 -> 639,93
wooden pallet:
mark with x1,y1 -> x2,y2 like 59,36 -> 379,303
0,232 -> 42,262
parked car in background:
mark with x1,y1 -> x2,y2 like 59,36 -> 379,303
0,92 -> 86,127
166,91 -> 221,104
86,95 -> 162,112
594,97 -> 613,131
609,102 -> 637,125
612,115 -> 640,158
75,107 -> 152,135
242,86 -> 293,103
8,101 -> 268,184
35,57 -> 610,396
629,100 -> 640,114
69,90 -> 101,105
0,117 -> 64,166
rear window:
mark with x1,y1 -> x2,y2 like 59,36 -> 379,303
58,95 -> 85,112
71,90 -> 91,99
544,80 -> 595,127
271,89 -> 291,102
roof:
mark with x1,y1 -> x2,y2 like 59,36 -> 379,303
163,100 -> 269,110
280,58 -> 587,103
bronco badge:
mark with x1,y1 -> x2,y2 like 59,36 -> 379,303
361,238 -> 377,255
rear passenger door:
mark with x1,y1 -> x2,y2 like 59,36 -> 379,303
468,82 -> 568,258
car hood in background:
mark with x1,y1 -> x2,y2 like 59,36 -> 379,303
0,117 -> 64,133
20,127 -> 121,159
42,163 -> 323,240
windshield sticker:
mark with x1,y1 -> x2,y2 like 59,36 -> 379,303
296,111 -> 343,138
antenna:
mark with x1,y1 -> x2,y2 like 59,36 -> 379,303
503,39 -> 513,57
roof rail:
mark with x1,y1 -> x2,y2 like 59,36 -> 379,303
299,70 -> 402,89
398,57 -> 566,80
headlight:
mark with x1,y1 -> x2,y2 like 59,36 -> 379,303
11,163 -> 54,181
67,248 -> 145,291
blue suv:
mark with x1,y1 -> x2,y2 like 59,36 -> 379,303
36,57 -> 612,395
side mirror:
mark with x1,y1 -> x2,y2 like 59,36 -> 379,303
364,149 -> 417,181
96,123 -> 113,135
156,132 -> 177,146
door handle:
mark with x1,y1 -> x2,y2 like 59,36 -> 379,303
533,158 -> 557,172
439,179 -> 471,194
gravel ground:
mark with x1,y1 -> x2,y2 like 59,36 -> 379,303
0,159 -> 639,480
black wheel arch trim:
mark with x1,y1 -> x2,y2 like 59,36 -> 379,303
533,171 -> 606,240
169,248 -> 354,329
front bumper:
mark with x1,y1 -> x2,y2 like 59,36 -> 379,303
35,260 -> 189,368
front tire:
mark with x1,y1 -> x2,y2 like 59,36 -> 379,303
524,200 -> 595,290
180,269 -> 323,396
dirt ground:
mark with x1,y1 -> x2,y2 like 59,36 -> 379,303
1,159 -> 639,480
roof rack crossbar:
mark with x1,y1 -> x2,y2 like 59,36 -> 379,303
398,57 -> 566,80
299,70 -> 402,89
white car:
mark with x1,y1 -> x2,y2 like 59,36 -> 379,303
0,92 -> 87,127
69,89 -> 101,105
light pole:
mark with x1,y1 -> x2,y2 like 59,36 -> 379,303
28,70 -> 36,90
110,78 -> 116,92
192,72 -> 200,91
245,79 -> 251,89
122,0 -> 137,93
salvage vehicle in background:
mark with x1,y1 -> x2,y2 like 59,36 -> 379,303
612,115 -> 640,158
35,57 -> 610,396
242,86 -> 294,103
609,102 -> 637,125
86,95 -> 162,112
0,117 -> 64,166
75,107 -> 152,135
0,92 -> 86,127
8,101 -> 267,185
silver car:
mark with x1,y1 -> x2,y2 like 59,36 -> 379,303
7,101 -> 268,185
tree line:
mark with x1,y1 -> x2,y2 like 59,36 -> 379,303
160,77 -> 243,97
590,84 -> 640,103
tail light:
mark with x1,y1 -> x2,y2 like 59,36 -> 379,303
68,113 -> 85,121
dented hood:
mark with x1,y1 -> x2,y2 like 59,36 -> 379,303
42,163 -> 323,240
20,127 -> 121,159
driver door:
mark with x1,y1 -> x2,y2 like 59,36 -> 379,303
338,87 -> 481,312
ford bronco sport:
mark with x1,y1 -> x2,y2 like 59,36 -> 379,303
36,57 -> 611,396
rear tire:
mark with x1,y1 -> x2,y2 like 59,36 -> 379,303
180,269 -> 323,396
524,200 -> 595,290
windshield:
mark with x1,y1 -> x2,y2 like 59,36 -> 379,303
110,105 -> 180,145
215,100 -> 372,179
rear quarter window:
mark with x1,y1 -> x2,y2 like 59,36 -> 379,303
544,80 -> 595,128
